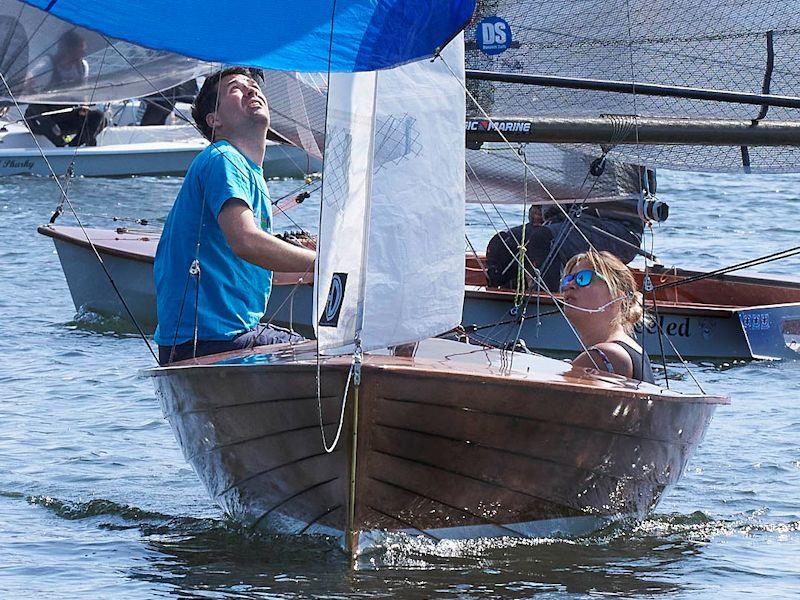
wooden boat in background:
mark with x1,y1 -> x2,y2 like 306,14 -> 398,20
37,225 -> 314,335
463,256 -> 800,361
148,336 -> 727,555
39,224 -> 800,360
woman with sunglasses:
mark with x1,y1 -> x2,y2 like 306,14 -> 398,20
561,250 -> 655,384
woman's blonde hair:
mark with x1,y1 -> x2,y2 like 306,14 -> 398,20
563,249 -> 644,333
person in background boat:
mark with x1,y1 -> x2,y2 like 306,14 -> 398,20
562,249 -> 655,384
154,67 -> 316,365
485,164 -> 655,292
23,30 -> 107,147
139,79 -> 199,126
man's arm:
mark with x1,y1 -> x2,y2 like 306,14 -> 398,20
218,198 -> 315,273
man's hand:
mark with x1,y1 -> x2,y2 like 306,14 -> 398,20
218,198 -> 315,273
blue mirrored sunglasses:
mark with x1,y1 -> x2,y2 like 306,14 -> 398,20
560,269 -> 607,291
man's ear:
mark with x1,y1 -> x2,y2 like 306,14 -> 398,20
205,111 -> 221,132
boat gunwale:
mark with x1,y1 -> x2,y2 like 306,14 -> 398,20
144,343 -> 729,405
38,225 -> 313,286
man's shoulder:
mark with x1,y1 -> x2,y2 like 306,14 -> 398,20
194,142 -> 255,175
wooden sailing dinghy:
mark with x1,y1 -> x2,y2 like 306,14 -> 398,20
149,337 -> 727,555
38,224 -> 313,334
38,223 -> 800,360
141,30 -> 728,557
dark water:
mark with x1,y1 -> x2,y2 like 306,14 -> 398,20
1,172 -> 799,598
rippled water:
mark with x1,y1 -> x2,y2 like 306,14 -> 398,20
1,171 -> 799,597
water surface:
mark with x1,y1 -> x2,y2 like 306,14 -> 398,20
0,171 -> 798,597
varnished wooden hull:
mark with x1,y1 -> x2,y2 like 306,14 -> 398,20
148,338 -> 726,554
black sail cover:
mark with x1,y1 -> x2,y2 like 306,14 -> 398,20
0,0 -> 209,105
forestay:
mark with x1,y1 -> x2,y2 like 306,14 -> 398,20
315,35 -> 466,353
1,1 -> 208,104
20,0 -> 475,73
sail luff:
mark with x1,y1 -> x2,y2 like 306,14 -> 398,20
352,79 -> 380,344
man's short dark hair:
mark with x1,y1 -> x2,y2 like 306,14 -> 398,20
192,67 -> 256,141
58,30 -> 85,52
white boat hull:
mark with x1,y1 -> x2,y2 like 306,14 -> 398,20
0,124 -> 321,178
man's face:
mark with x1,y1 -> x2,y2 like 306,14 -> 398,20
209,73 -> 270,135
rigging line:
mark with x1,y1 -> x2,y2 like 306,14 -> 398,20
61,43 -> 109,185
466,159 -> 516,233
510,153 -> 612,341
465,308 -> 562,333
247,261 -> 314,347
50,43 -> 110,223
440,57 -> 597,254
464,167 -> 598,363
536,161 -> 606,279
652,245 -> 800,292
646,312 -> 706,395
464,174 -> 523,351
316,0 -> 339,453
624,0 -> 642,150
0,67 -> 159,364
471,188 -> 600,369
168,61 -> 220,362
464,233 -> 488,280
647,225 -> 670,389
188,62 -> 224,361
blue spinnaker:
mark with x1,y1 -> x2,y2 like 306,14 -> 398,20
21,0 -> 475,72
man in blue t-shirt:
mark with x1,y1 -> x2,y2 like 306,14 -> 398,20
154,67 -> 316,364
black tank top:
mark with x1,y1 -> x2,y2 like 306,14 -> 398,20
614,340 -> 656,384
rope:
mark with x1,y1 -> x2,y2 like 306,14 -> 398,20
653,245 -> 800,292
0,56 -> 159,364
318,354 -> 357,454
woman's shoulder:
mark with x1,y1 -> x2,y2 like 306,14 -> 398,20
588,341 -> 634,377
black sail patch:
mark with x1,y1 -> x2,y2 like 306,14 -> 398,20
319,273 -> 347,327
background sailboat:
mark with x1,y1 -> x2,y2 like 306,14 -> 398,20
0,1 -> 319,178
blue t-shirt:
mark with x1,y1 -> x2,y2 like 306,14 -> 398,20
154,140 -> 272,345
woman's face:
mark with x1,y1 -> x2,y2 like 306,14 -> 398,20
562,259 -> 615,323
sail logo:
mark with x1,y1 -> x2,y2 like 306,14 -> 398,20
319,273 -> 347,327
465,119 -> 531,133
476,17 -> 512,56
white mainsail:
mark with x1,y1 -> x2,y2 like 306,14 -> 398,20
315,35 -> 466,354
